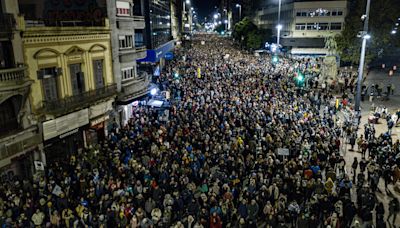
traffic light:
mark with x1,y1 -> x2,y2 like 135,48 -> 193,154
296,73 -> 304,82
295,71 -> 305,87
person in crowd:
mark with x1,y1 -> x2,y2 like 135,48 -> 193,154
0,34 -> 399,228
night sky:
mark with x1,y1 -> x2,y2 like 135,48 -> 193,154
193,0 -> 220,21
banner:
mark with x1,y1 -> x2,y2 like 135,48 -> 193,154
197,67 -> 201,78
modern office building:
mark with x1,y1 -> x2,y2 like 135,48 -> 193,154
0,0 -> 42,177
171,0 -> 183,40
138,0 -> 175,73
254,0 -> 348,55
107,0 -> 151,126
19,0 -> 117,164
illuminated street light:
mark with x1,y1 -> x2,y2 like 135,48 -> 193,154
214,14 -> 218,19
355,0 -> 371,112
392,30 -> 397,34
150,88 -> 158,96
236,4 -> 242,20
185,0 -> 190,4
276,0 -> 282,47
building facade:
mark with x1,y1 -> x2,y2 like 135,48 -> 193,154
107,0 -> 151,126
255,0 -> 348,56
0,0 -> 42,178
19,0 -> 117,165
138,0 -> 175,73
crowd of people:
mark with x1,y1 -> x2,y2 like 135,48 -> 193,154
0,35 -> 399,228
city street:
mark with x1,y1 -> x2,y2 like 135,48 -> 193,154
1,0 -> 400,227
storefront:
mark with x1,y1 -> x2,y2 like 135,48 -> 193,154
42,109 -> 89,163
117,97 -> 148,127
86,99 -> 114,146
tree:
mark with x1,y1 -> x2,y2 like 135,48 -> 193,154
214,24 -> 225,34
336,0 -> 400,65
247,30 -> 263,50
233,17 -> 267,50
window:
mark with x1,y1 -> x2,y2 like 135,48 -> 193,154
121,67 -> 134,80
116,1 -> 131,16
0,98 -> 19,135
295,23 -> 306,30
307,23 -> 318,30
93,60 -> 104,89
119,35 -> 133,49
69,63 -> 85,95
0,41 -> 15,69
330,22 -> 342,30
318,23 -> 329,30
42,77 -> 59,101
337,11 -> 343,16
135,31 -> 144,47
38,67 -> 59,101
296,10 -> 308,17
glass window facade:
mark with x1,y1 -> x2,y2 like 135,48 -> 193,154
150,0 -> 171,48
145,0 -> 172,49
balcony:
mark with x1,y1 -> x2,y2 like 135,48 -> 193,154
41,84 -> 117,115
0,126 -> 41,163
0,13 -> 16,38
0,67 -> 27,83
132,16 -> 145,29
119,46 -> 147,63
119,74 -> 151,102
0,67 -> 32,93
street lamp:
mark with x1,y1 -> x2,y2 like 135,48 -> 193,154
214,14 -> 219,19
276,0 -> 282,47
391,30 -> 397,34
276,24 -> 283,48
355,0 -> 371,112
236,4 -> 242,20
185,0 -> 190,4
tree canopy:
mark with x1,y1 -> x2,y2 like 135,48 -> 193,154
232,17 -> 271,50
336,0 -> 400,65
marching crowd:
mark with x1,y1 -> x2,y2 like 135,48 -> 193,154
0,35 -> 399,228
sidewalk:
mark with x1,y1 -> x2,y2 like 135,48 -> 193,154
342,100 -> 400,226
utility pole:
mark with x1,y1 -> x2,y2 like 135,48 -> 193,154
276,0 -> 282,47
355,0 -> 371,112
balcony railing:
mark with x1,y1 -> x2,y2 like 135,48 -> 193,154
135,46 -> 146,52
25,18 -> 106,27
132,16 -> 145,22
42,83 -> 117,114
0,13 -> 16,36
0,67 -> 27,83
120,73 -> 151,99
0,126 -> 41,161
